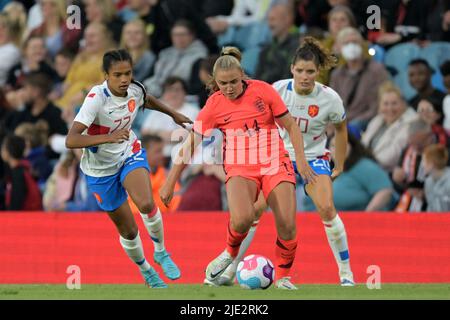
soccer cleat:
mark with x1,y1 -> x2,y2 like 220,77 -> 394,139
217,262 -> 237,286
340,271 -> 355,286
154,250 -> 181,280
205,250 -> 233,281
275,277 -> 298,290
140,267 -> 168,288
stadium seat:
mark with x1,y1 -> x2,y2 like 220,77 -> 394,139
420,42 -> 450,72
218,22 -> 271,51
393,71 -> 417,101
384,42 -> 421,76
241,47 -> 262,77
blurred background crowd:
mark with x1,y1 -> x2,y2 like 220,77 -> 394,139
0,0 -> 449,213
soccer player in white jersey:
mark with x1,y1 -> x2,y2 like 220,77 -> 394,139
217,37 -> 355,287
65,49 -> 192,288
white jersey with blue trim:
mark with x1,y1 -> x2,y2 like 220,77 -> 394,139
73,80 -> 146,177
273,79 -> 346,161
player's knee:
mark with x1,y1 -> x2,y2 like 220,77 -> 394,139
136,199 -> 155,214
231,216 -> 254,233
120,226 -> 139,240
316,202 -> 335,218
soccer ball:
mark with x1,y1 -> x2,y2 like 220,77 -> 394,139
236,254 -> 275,289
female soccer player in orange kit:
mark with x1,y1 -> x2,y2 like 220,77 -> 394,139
159,47 -> 316,290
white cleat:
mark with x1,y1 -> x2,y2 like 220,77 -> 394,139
217,263 -> 237,286
203,277 -> 220,287
275,277 -> 298,290
340,271 -> 355,286
205,250 -> 233,281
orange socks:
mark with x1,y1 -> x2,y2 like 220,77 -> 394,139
275,237 -> 298,279
226,222 -> 248,258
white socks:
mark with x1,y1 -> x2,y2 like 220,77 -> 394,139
323,214 -> 351,274
119,232 -> 151,271
140,208 -> 165,252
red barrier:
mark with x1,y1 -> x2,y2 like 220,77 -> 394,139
0,212 -> 449,284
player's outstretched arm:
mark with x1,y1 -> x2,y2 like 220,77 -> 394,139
277,113 -> 317,184
65,121 -> 129,149
331,120 -> 348,180
144,94 -> 193,128
160,131 -> 203,207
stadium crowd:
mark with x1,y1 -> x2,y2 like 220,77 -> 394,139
0,0 -> 449,213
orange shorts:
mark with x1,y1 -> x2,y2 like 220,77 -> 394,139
224,157 -> 296,200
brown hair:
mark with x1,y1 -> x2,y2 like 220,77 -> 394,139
292,36 -> 337,71
14,121 -> 49,148
424,144 -> 448,170
208,46 -> 244,93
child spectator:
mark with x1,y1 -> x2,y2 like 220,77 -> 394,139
423,144 -> 450,212
1,134 -> 42,211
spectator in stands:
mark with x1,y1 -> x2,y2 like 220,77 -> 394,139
305,131 -> 393,211
362,81 -> 418,173
144,20 -> 208,97
2,1 -> 27,45
417,97 -> 447,147
206,0 -> 272,35
1,134 -> 43,211
55,22 -> 114,110
195,54 -> 219,108
0,13 -> 21,86
29,0 -> 82,58
295,0 -> 331,32
318,5 -> 357,84
440,60 -> 450,135
123,0 -> 218,54
14,121 -> 52,190
83,0 -> 125,44
6,35 -> 57,91
43,148 -> 100,212
4,72 -> 67,141
392,119 -> 433,212
43,149 -> 78,211
408,59 -> 446,111
197,0 -> 234,19
141,76 -> 199,157
330,27 -> 389,131
423,144 -> 450,212
128,134 -> 181,214
426,0 -> 450,42
373,0 -> 427,48
254,3 -> 299,84
177,129 -> 226,211
49,48 -> 76,102
120,19 -> 155,83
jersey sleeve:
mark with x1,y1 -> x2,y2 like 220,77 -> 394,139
193,95 -> 217,137
265,82 -> 289,118
329,94 -> 347,124
132,80 -> 147,107
73,88 -> 102,128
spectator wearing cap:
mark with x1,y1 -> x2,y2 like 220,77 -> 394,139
408,58 -> 446,111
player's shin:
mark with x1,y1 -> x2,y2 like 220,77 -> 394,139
226,221 -> 250,258
119,232 -> 151,271
275,236 -> 298,280
323,214 -> 352,274
140,206 -> 165,252
231,219 -> 259,270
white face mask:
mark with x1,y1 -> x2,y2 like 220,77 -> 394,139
341,42 -> 363,61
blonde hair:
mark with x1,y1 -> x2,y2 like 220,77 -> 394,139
88,0 -> 117,23
378,81 -> 404,102
3,1 -> 27,46
336,27 -> 363,44
424,144 -> 448,170
42,0 -> 67,23
120,19 -> 149,61
14,121 -> 49,148
208,46 -> 244,93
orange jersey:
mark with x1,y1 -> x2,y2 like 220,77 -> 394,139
193,80 -> 290,174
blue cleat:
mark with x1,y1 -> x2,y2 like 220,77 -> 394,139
154,250 -> 181,280
140,267 -> 168,288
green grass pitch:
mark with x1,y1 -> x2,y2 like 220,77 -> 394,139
0,284 -> 449,300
